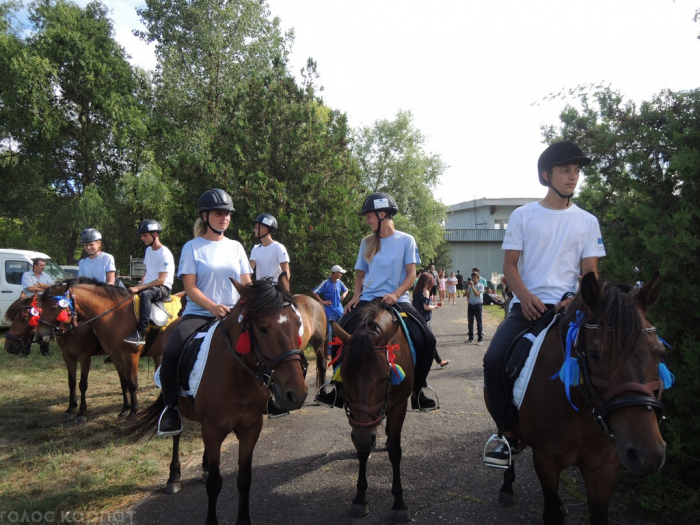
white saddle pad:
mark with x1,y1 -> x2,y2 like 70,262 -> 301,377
512,314 -> 559,409
154,320 -> 220,399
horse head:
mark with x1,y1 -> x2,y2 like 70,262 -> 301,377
331,301 -> 403,453
35,282 -> 73,345
574,271 -> 666,474
229,274 -> 307,411
4,296 -> 37,355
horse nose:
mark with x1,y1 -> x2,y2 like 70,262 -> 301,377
351,431 -> 377,453
622,441 -> 666,475
283,388 -> 307,409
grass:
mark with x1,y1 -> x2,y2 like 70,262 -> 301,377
0,339 -> 205,518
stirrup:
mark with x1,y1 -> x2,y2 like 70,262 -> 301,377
482,434 -> 514,470
314,381 -> 339,408
157,406 -> 183,437
266,397 -> 290,420
412,385 -> 440,411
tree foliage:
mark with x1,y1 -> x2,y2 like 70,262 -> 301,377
543,86 -> 700,504
353,110 -> 448,264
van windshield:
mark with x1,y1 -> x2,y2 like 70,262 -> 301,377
44,259 -> 68,281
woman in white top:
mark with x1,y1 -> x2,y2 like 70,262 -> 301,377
158,189 -> 253,436
446,272 -> 458,304
77,228 -> 116,284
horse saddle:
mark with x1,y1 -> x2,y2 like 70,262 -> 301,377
504,309 -> 559,409
177,319 -> 219,395
133,295 -> 182,329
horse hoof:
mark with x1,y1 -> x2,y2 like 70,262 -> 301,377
392,509 -> 410,523
62,412 -> 75,420
117,411 -> 129,419
351,503 -> 369,517
165,482 -> 181,494
75,415 -> 88,424
498,490 -> 514,506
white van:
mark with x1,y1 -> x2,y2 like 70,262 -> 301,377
0,249 -> 68,327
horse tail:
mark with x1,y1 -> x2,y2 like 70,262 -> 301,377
126,393 -> 164,441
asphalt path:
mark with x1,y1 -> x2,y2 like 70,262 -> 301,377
130,297 -> 653,525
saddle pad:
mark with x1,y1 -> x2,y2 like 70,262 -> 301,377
133,294 -> 182,331
154,320 -> 219,399
512,314 -> 559,409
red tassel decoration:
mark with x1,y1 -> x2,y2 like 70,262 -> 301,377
236,331 -> 251,355
28,316 -> 39,327
56,310 -> 70,323
297,335 -> 302,349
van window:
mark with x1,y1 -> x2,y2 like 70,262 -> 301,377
44,259 -> 68,281
5,260 -> 31,286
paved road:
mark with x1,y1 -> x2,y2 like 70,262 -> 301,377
130,298 -> 652,525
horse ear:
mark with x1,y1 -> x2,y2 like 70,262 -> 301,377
635,271 -> 662,313
277,271 -> 290,292
230,277 -> 253,300
330,321 -> 351,346
580,271 -> 600,311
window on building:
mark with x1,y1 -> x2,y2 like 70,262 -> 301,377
494,219 -> 508,230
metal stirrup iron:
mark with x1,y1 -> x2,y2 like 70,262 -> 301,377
482,434 -> 514,470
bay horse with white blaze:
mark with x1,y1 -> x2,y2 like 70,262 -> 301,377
330,299 -> 415,523
295,294 -> 329,388
493,271 -> 668,524
35,278 -> 165,419
129,275 -> 307,525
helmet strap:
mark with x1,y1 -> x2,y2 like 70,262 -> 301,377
204,213 -> 225,236
374,211 -> 385,237
254,224 -> 271,242
144,233 -> 156,248
545,171 -> 574,206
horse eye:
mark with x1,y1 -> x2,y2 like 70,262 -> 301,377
257,326 -> 268,335
588,349 -> 601,362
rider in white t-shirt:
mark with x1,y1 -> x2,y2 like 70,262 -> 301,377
482,141 -> 606,468
78,228 -> 116,284
124,220 -> 176,346
249,213 -> 290,283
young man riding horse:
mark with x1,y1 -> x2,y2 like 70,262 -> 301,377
315,192 -> 438,411
482,141 -> 607,466
124,220 -> 175,346
157,189 -> 253,436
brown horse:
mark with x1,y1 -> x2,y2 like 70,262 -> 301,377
35,278 -> 167,419
129,275 -> 307,525
494,272 -> 667,524
295,294 -> 329,388
330,299 -> 415,523
3,295 -> 36,356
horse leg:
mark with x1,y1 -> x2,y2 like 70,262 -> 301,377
117,371 -> 131,418
498,462 -> 516,506
165,434 -> 182,494
314,336 -> 327,389
75,351 -> 93,423
532,452 -> 566,525
580,456 -> 619,525
201,425 -> 226,525
235,419 -> 263,525
62,354 -> 78,419
351,449 -> 370,517
387,408 -> 409,523
202,449 -> 209,482
124,352 -> 140,419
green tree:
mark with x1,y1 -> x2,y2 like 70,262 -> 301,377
0,0 -> 150,264
352,110 -> 448,264
543,86 -> 700,508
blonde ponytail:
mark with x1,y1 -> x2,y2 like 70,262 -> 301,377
193,218 -> 207,238
362,216 -> 394,264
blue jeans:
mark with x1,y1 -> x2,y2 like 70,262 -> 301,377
467,303 -> 483,341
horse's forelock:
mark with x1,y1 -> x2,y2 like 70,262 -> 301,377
566,280 -> 643,367
242,278 -> 298,324
4,296 -> 33,323
339,300 -> 391,382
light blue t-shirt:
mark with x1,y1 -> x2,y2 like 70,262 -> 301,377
178,237 -> 253,317
21,271 -> 54,296
355,231 -> 421,304
78,252 -> 116,283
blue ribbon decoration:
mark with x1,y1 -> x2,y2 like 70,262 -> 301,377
551,310 -> 585,411
658,361 -> 675,389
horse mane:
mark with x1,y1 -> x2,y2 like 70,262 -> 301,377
341,299 -> 392,382
242,278 -> 298,324
563,281 -> 642,369
45,277 -> 130,302
3,296 -> 33,323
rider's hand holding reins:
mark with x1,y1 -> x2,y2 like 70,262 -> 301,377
519,291 -> 547,321
381,292 -> 399,306
344,294 -> 361,313
554,296 -> 574,313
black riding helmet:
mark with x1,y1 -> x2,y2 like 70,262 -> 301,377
358,192 -> 399,217
253,213 -> 278,232
80,228 -> 102,243
197,189 -> 234,235
537,141 -> 591,186
137,219 -> 163,248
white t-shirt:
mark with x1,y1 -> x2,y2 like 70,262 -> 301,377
178,237 -> 252,317
250,241 -> 290,281
21,271 -> 54,296
355,231 -> 421,304
143,245 -> 175,289
78,252 -> 116,283
502,202 -> 606,306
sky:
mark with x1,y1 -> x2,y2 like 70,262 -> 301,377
59,1 -> 700,205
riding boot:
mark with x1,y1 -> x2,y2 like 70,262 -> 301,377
158,360 -> 182,436
411,389 -> 437,411
315,382 -> 344,408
